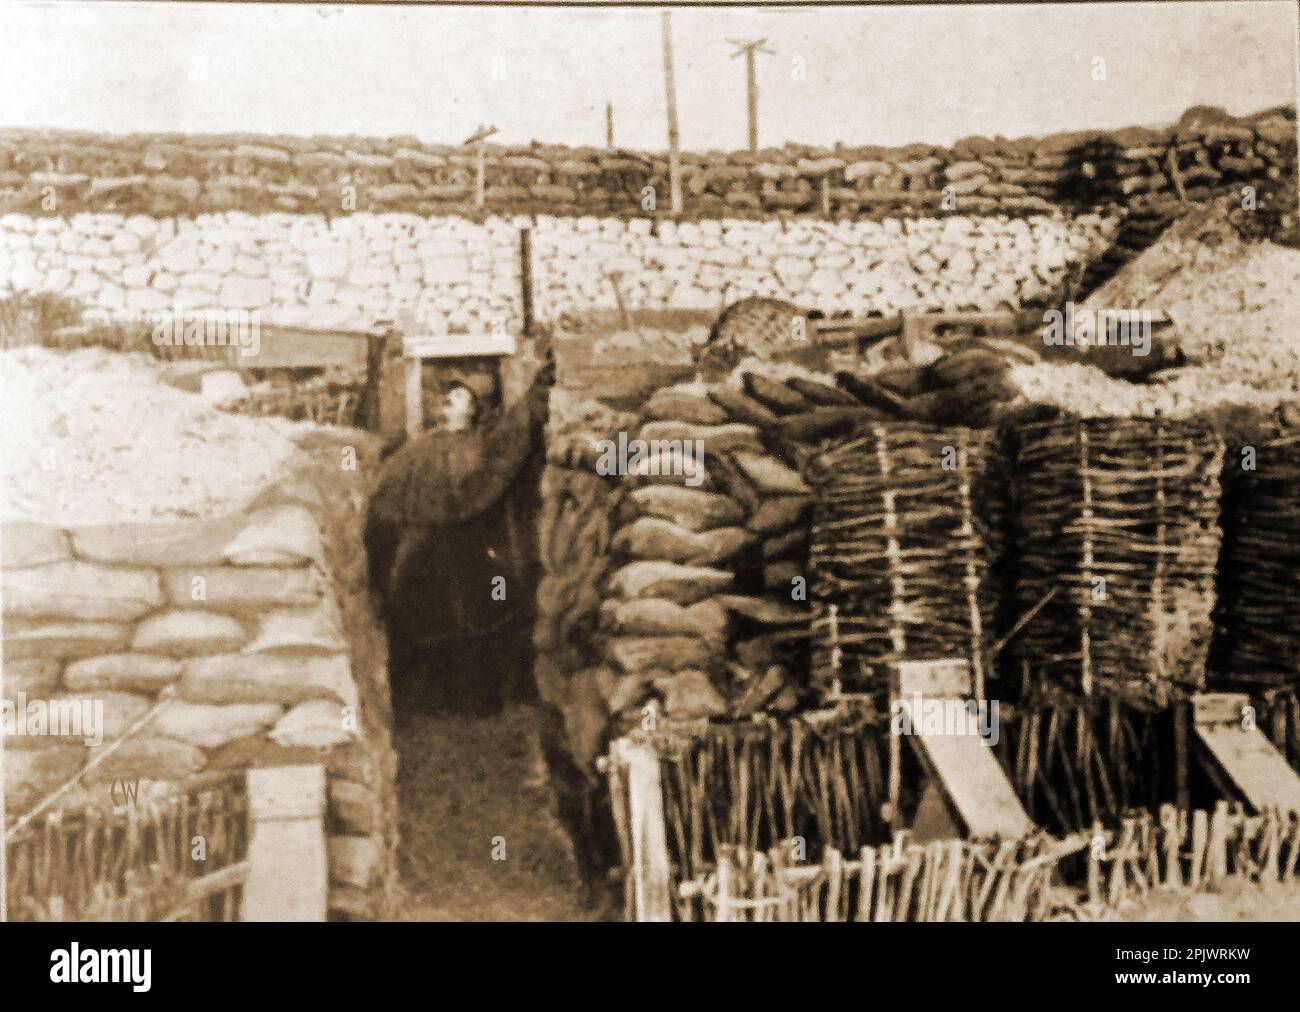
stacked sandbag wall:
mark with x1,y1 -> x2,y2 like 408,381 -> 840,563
0,106 -> 1290,222
1,430 -> 399,920
536,345 -> 906,779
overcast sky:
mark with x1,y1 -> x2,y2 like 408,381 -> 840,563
0,2 -> 1295,150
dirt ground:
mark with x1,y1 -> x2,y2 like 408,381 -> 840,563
1104,879 -> 1300,922
390,705 -> 614,922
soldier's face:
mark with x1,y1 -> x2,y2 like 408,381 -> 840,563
440,386 -> 477,432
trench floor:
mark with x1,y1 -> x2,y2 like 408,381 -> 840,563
391,705 -> 613,922
387,708 -> 1298,923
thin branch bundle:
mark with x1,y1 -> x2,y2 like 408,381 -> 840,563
1014,416 -> 1223,710
805,423 -> 1003,698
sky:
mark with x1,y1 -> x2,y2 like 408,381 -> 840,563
0,2 -> 1295,150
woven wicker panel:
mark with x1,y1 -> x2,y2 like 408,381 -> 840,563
1014,416 -> 1223,710
805,423 -> 1002,700
222,377 -> 365,427
1217,431 -> 1300,689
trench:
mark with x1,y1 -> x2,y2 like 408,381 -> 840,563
365,401 -> 616,921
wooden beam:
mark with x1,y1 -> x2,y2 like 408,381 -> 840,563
243,764 -> 327,921
615,737 -> 673,921
519,227 -> 535,336
405,356 -> 424,437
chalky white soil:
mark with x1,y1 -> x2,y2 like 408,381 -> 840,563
0,346 -> 299,525
1011,208 -> 1300,418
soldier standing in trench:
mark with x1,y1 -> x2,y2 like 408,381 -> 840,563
366,353 -> 552,721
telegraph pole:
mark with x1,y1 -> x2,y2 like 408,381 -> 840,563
728,38 -> 774,152
463,124 -> 498,208
606,102 -> 615,148
661,10 -> 682,213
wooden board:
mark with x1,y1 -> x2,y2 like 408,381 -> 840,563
893,659 -> 1034,840
240,325 -> 372,370
911,720 -> 1036,840
403,332 -> 516,359
1193,693 -> 1300,814
896,658 -> 972,698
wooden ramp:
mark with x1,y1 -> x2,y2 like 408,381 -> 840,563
895,660 -> 1035,840
1192,693 -> 1300,814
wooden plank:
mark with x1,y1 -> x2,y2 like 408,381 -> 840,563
1193,709 -> 1300,815
894,658 -> 1033,840
615,738 -> 674,922
896,658 -> 972,698
243,764 -> 327,922
239,325 -> 371,370
1193,692 -> 1251,727
160,862 -> 250,922
403,333 -> 516,359
912,727 -> 1036,840
404,356 -> 423,437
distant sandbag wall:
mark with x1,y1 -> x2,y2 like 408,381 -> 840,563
1,431 -> 399,921
0,106 -> 1290,221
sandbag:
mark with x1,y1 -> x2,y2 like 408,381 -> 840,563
83,738 -> 206,782
925,349 -> 1010,389
707,387 -> 780,427
653,669 -> 726,718
606,635 -> 714,675
733,451 -> 810,495
628,485 -> 745,532
601,597 -> 727,642
764,560 -> 802,591
783,376 -> 862,407
644,388 -> 730,425
627,447 -> 709,487
608,561 -> 733,604
151,700 -> 284,749
763,526 -> 808,561
769,406 -> 879,442
639,420 -> 761,454
742,372 -> 811,414
836,371 -> 908,414
747,495 -> 812,535
714,594 -> 808,625
705,452 -> 762,515
612,517 -> 753,566
271,699 -> 355,749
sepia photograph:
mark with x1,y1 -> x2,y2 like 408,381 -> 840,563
0,0 -> 1298,988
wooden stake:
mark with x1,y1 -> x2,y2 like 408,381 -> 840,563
616,738 -> 673,922
1206,801 -> 1229,884
519,227 -> 535,336
1174,701 -> 1190,814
